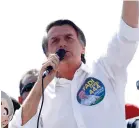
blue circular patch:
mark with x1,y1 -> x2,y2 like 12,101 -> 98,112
77,77 -> 105,106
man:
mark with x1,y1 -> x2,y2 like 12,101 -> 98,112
9,1 -> 139,128
18,69 -> 39,104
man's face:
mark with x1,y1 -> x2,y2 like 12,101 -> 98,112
19,91 -> 30,104
47,25 -> 85,64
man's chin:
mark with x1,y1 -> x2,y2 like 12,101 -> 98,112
61,56 -> 72,63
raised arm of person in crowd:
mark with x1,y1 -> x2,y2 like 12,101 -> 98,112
97,1 -> 139,88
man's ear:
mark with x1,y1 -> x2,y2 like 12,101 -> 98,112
18,96 -> 22,104
45,51 -> 51,58
45,52 -> 48,57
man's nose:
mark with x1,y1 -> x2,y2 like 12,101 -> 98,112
58,38 -> 67,48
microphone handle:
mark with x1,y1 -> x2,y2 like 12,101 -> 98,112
42,66 -> 53,78
42,49 -> 66,78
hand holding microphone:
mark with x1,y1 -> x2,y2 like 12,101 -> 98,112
21,49 -> 66,127
37,49 -> 66,89
36,49 -> 66,128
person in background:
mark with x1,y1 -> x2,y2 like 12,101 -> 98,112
1,91 -> 14,128
126,104 -> 139,128
4,98 -> 20,128
18,69 -> 39,104
126,81 -> 139,120
136,80 -> 139,90
126,103 -> 139,120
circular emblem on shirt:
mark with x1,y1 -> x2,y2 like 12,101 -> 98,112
77,77 -> 105,106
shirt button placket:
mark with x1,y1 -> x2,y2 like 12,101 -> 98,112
71,77 -> 86,128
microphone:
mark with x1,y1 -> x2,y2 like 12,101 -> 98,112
42,49 -> 66,78
38,49 -> 66,128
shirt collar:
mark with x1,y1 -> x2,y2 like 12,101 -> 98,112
77,62 -> 90,74
54,63 -> 90,85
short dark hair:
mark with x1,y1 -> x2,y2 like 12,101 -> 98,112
20,82 -> 35,96
10,97 -> 20,114
42,19 -> 86,64
19,69 -> 39,95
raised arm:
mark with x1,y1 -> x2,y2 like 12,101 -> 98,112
97,1 -> 139,88
122,1 -> 139,28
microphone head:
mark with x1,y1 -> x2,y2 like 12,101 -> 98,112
56,49 -> 66,61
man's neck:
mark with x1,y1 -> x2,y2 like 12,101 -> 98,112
57,61 -> 82,80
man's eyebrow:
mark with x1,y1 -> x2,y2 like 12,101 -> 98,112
47,36 -> 57,40
48,33 -> 74,40
51,37 -> 57,40
66,33 -> 73,36
4,107 -> 9,115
